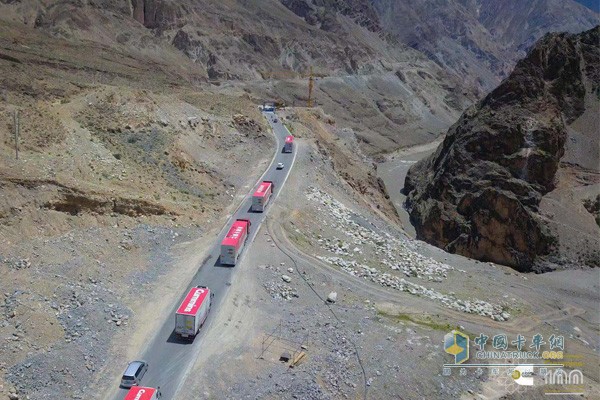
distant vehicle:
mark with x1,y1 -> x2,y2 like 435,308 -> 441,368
283,135 -> 294,153
252,181 -> 274,212
124,386 -> 161,400
175,286 -> 214,339
273,118 -> 278,123
263,102 -> 275,112
120,360 -> 148,388
276,163 -> 284,169
220,219 -> 251,265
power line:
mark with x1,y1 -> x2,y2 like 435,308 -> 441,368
265,217 -> 368,400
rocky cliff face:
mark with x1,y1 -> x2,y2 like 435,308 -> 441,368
280,0 -> 382,33
404,26 -> 600,272
372,0 -> 599,95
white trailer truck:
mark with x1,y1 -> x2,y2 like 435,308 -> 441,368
175,286 -> 213,339
252,181 -> 274,212
283,135 -> 294,153
220,219 -> 251,266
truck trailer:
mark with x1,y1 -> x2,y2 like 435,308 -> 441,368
124,386 -> 161,400
175,286 -> 213,339
220,219 -> 251,265
252,181 -> 274,212
283,135 -> 294,153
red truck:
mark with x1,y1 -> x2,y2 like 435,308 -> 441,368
175,286 -> 213,339
220,219 -> 251,265
283,135 -> 294,153
252,181 -> 274,212
124,386 -> 161,400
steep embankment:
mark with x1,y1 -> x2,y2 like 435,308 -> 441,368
404,26 -> 600,272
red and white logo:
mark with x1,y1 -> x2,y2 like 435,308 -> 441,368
184,288 -> 205,313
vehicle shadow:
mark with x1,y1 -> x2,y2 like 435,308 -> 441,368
213,256 -> 234,269
166,330 -> 194,345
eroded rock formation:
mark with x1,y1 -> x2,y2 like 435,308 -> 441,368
405,26 -> 600,271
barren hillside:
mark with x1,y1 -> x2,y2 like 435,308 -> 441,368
3,0 -> 596,156
0,18 -> 277,398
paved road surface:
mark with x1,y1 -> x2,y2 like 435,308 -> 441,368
111,111 -> 295,400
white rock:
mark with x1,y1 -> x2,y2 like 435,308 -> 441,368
327,292 -> 337,303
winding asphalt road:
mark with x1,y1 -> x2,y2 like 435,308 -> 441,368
111,111 -> 296,400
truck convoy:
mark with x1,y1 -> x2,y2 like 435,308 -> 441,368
283,135 -> 294,153
116,112 -> 293,396
124,387 -> 161,400
174,286 -> 213,339
252,181 -> 274,212
220,219 -> 251,265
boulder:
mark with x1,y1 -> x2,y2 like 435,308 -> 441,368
327,292 -> 337,303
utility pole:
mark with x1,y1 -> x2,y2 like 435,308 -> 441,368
307,66 -> 314,108
13,110 -> 19,160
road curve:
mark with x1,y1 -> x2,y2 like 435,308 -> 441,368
110,111 -> 295,400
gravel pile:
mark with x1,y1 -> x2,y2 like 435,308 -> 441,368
261,264 -> 300,300
2,224 -> 198,399
2,258 -> 32,270
306,187 -> 509,321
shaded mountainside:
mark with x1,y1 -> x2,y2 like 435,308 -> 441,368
372,0 -> 599,95
404,26 -> 600,272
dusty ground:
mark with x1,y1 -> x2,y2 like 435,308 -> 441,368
0,21 -> 275,399
175,117 -> 600,399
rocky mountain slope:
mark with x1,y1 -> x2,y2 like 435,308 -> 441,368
404,26 -> 600,272
1,0 -> 597,155
373,0 -> 599,95
0,0 -> 477,154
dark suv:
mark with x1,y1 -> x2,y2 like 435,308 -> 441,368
120,360 -> 148,388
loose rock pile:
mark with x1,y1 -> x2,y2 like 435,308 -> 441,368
318,256 -> 506,319
307,187 -> 453,282
263,281 -> 299,300
2,258 -> 32,270
306,187 -> 509,321
4,280 -> 131,397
